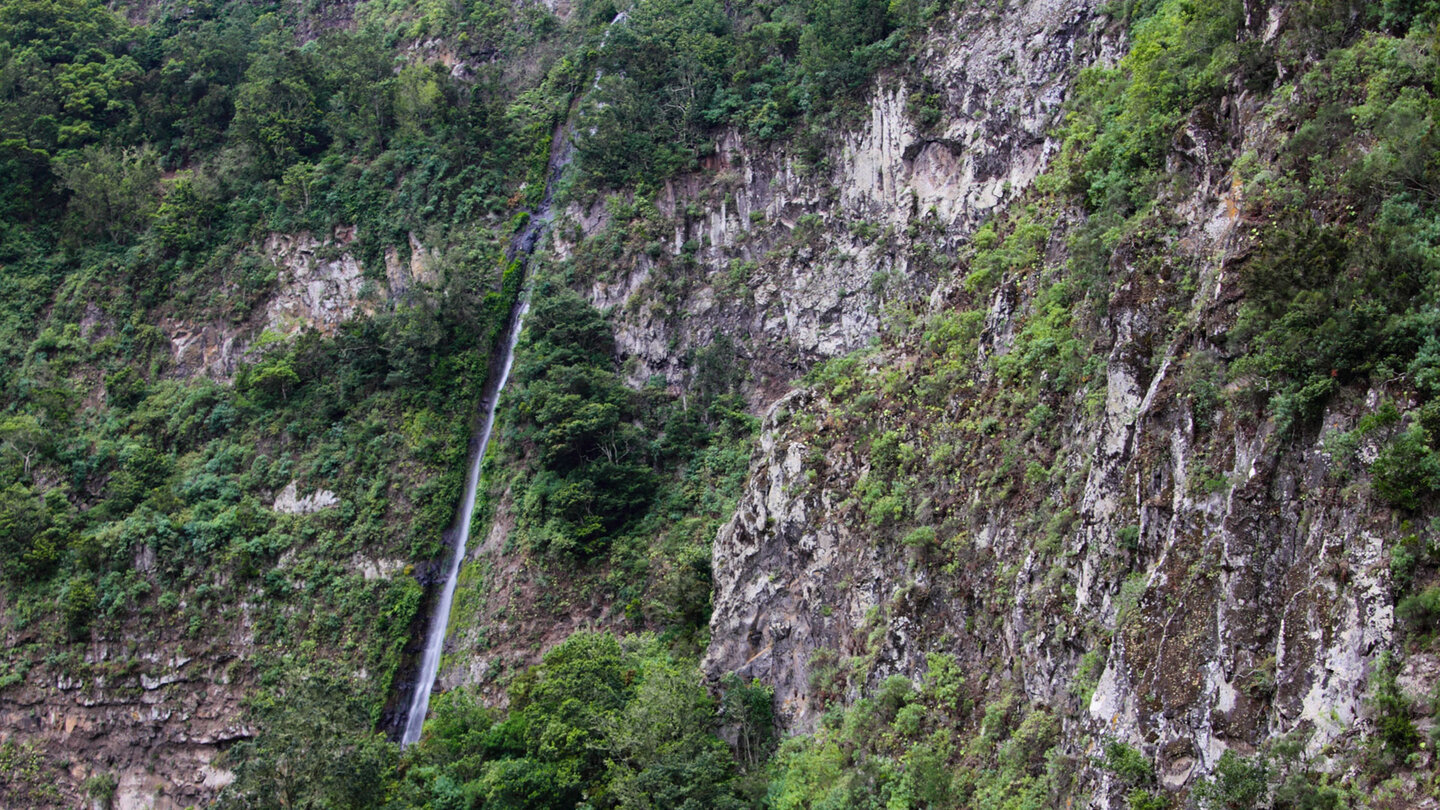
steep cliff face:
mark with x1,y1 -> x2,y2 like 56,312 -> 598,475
435,0 -> 1114,706
1,222 -> 471,807
697,6 -> 1440,804
1,612 -> 250,809
558,0 -> 1113,399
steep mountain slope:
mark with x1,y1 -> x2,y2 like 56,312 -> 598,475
692,5 -> 1440,806
2,0 -> 1439,807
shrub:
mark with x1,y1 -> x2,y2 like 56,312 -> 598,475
82,773 -> 118,803
60,576 -> 97,640
1370,653 -> 1419,760
1396,586 -> 1440,638
1371,424 -> 1440,510
1102,740 -> 1154,787
1194,750 -> 1268,810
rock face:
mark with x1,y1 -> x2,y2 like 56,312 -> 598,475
0,614 -> 254,810
698,46 -> 1430,804
704,366 -> 1408,748
557,0 -> 1112,401
164,228 -> 436,379
704,390 -> 839,729
259,230 -> 374,338
271,481 -> 340,514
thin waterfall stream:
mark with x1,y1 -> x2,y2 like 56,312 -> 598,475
398,296 -> 529,747
399,123 -> 574,747
399,12 -> 625,745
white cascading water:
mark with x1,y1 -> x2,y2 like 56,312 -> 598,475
398,10 -> 625,746
401,295 -> 530,746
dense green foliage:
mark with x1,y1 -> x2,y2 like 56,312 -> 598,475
219,632 -> 763,809
4,0 -> 1440,803
767,660 -> 1074,810
0,0 -> 856,797
0,0 -> 566,777
510,283 -> 658,556
0,0 -> 780,801
1055,0 -> 1440,466
402,632 -> 752,809
572,0 -> 943,185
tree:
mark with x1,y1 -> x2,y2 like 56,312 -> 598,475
231,18 -> 329,172
513,631 -> 630,794
0,414 -> 49,476
0,482 -> 50,581
59,574 -> 95,639
603,662 -> 744,810
218,675 -> 397,810
0,139 -> 55,219
53,144 -> 160,243
151,173 -> 220,256
0,0 -> 127,63
1193,750 -> 1268,810
246,357 -> 300,404
513,285 -> 656,555
720,674 -> 775,770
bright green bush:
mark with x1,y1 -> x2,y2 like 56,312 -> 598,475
1371,424 -> 1440,509
391,632 -> 749,809
1193,750 -> 1268,810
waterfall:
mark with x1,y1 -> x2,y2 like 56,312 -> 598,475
399,133 -> 564,747
399,293 -> 529,746
398,10 -> 627,747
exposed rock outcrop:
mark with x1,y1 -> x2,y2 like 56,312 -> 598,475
271,481 -> 340,514
164,229 -> 437,379
700,69 -> 1433,804
559,0 -> 1113,400
0,618 -> 253,810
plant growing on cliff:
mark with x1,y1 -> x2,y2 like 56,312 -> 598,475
1369,652 -> 1421,767
510,283 -> 657,556
1193,750 -> 1268,810
389,632 -> 750,809
219,674 -> 398,810
1371,424 -> 1440,510
81,773 -> 118,805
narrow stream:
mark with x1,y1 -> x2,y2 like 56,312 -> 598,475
399,296 -> 529,746
399,127 -> 571,748
399,12 -> 624,745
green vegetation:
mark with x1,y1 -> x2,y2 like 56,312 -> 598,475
767,666 -> 1071,810
510,283 -> 658,556
220,673 -> 399,809
0,0 -> 880,797
1193,750 -> 1267,810
1102,741 -> 1167,810
1055,0 -> 1440,458
0,0 -> 577,797
410,632 -> 752,808
572,0 -> 951,186
220,631 -> 762,809
3,0 -> 1439,803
